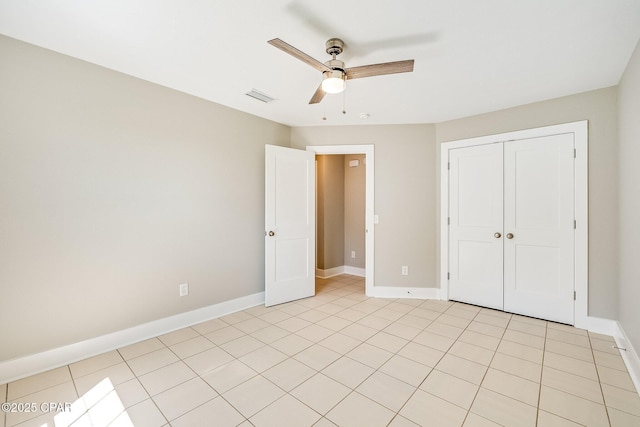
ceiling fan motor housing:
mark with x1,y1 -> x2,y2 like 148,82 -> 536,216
325,59 -> 345,72
325,38 -> 344,56
324,39 -> 346,82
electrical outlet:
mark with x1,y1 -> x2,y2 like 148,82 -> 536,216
401,266 -> 409,276
351,251 -> 356,258
179,283 -> 189,297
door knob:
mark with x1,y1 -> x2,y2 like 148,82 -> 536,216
494,232 -> 501,238
268,230 -> 276,237
506,233 -> 514,239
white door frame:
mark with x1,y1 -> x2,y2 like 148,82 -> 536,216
440,121 -> 589,327
306,145 -> 375,296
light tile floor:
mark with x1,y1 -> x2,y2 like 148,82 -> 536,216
3,275 -> 640,427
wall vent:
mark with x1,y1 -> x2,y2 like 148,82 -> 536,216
245,89 -> 276,103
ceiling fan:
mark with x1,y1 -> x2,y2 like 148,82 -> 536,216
268,38 -> 415,104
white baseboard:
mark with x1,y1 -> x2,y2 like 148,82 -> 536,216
316,266 -> 345,278
580,315 -> 620,337
344,266 -> 366,277
613,321 -> 640,396
316,265 -> 365,279
0,292 -> 265,384
368,286 -> 441,300
578,316 -> 640,396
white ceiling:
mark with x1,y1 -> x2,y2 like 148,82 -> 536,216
1,0 -> 639,127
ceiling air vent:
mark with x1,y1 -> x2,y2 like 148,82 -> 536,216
245,89 -> 276,103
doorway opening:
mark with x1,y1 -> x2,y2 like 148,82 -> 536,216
316,154 -> 365,294
307,145 -> 375,296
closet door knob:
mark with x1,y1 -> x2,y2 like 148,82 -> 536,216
506,233 -> 514,239
494,232 -> 501,238
268,231 -> 276,237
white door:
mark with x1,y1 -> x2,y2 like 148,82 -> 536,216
449,143 -> 504,310
448,135 -> 575,323
503,134 -> 575,324
265,145 -> 316,306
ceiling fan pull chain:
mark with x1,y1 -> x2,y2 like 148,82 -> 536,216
342,87 -> 347,115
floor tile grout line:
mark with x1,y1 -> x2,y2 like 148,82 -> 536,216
294,284 -> 448,423
65,363 -> 88,426
280,290 -> 406,370
540,363 -> 637,416
589,331 -> 614,426
73,371 -> 135,427
452,302 -> 507,426
466,315 -> 545,408
280,281 -> 421,424
70,352 -> 127,382
255,338 -> 356,422
116,347 -> 171,427
211,283 -> 364,422
124,324 -> 259,425
534,314 -> 548,427
386,301 -> 478,426
9,365 -> 126,427
536,329 -> 633,425
209,374 -> 272,425
5,363 -> 86,403
267,387 -> 325,425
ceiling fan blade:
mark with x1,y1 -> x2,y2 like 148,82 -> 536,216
309,83 -> 326,104
268,38 -> 331,72
346,60 -> 414,80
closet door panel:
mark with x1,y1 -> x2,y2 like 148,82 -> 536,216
503,134 -> 575,323
449,144 -> 504,310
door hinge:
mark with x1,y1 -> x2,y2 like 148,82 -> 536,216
448,217 -> 450,225
574,148 -> 577,158
574,291 -> 576,301
447,272 -> 450,280
447,162 -> 450,170
574,220 -> 577,229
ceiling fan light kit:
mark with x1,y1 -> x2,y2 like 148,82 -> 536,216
267,37 -> 414,105
321,70 -> 346,93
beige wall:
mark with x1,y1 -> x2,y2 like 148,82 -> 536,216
316,155 -> 345,270
344,155 -> 366,269
618,39 -> 640,352
0,36 -> 290,361
435,87 -> 619,319
291,124 -> 438,288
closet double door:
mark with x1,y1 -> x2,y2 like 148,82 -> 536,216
448,133 -> 575,324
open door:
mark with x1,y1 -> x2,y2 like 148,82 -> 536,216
265,145 -> 316,306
